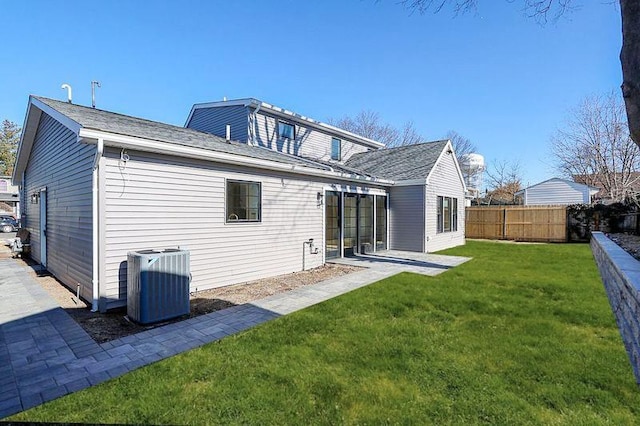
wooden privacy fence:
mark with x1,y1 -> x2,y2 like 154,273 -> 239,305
466,206 -> 568,242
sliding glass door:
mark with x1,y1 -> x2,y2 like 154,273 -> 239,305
325,192 -> 388,258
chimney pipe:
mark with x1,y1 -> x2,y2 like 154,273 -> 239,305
91,81 -> 101,108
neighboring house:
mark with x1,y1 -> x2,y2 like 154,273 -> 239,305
515,178 -> 599,205
12,95 -> 466,311
0,175 -> 20,216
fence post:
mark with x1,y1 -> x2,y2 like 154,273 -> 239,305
503,207 -> 507,239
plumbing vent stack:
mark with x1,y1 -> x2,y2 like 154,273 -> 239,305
61,84 -> 72,103
226,124 -> 231,142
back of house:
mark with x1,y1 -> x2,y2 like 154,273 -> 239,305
13,95 -> 466,311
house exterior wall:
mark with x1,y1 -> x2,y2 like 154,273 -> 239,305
23,113 -> 94,300
101,147 -> 331,309
186,105 -> 373,162
253,110 -> 370,162
389,185 -> 425,251
186,105 -> 249,143
522,179 -> 589,205
425,151 -> 466,252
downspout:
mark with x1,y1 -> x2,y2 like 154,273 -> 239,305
91,138 -> 104,312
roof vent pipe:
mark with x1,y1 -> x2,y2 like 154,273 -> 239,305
91,81 -> 101,108
225,124 -> 231,142
61,83 -> 72,103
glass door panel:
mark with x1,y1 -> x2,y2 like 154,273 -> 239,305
325,191 -> 340,259
359,195 -> 373,253
343,194 -> 357,256
376,195 -> 387,250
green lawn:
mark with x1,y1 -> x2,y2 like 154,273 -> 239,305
9,241 -> 640,424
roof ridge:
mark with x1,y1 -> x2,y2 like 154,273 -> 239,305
34,96 -> 230,143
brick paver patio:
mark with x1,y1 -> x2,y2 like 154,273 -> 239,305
0,251 -> 469,418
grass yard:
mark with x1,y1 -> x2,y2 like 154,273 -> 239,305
8,241 -> 640,424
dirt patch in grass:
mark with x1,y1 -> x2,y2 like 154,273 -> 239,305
2,239 -> 361,343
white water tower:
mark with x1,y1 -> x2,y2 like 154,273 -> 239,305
460,153 -> 485,197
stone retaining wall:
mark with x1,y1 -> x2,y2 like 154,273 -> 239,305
591,231 -> 640,385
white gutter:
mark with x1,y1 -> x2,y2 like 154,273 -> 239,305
91,137 -> 104,312
78,128 -> 394,186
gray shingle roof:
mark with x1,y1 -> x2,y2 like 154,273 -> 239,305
345,140 -> 449,181
34,97 -> 332,171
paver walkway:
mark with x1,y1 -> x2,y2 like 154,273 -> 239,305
0,251 -> 469,419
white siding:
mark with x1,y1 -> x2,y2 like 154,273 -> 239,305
102,148 -> 328,309
522,179 -> 590,205
389,185 -> 425,251
254,111 -> 371,162
425,152 -> 466,252
23,113 -> 94,300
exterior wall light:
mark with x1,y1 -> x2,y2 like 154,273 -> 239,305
317,192 -> 324,206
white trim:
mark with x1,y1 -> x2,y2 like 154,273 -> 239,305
31,97 -> 83,134
323,184 -> 387,196
78,129 -> 395,186
340,192 -> 345,258
393,179 -> 428,187
425,140 -> 467,192
91,138 -> 104,312
13,97 -> 83,185
187,98 -> 385,149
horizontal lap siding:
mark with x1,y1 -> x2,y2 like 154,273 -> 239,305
389,185 -> 425,251
255,112 -> 370,162
186,105 -> 248,142
102,148 -> 326,306
425,153 -> 466,252
524,180 -> 587,205
24,113 -> 94,300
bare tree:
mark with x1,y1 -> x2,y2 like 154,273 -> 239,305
328,110 -> 424,147
446,130 -> 476,159
485,159 -> 523,204
550,92 -> 640,202
399,0 -> 640,148
398,120 -> 424,146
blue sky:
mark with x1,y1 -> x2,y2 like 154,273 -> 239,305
0,1 -> 621,187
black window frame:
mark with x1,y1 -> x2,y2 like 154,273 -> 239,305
331,137 -> 342,161
278,120 -> 295,140
226,179 -> 262,223
437,195 -> 458,234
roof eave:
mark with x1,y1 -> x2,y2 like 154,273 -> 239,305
78,128 -> 394,186
425,140 -> 467,191
12,96 -> 83,185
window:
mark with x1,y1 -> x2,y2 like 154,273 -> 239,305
226,180 -> 261,222
278,121 -> 295,139
452,198 -> 458,232
331,137 -> 341,161
437,196 -> 458,233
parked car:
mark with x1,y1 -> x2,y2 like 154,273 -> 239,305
0,215 -> 18,233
